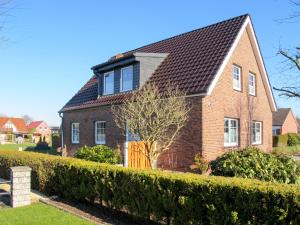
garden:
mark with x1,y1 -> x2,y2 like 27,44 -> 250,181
0,148 -> 299,225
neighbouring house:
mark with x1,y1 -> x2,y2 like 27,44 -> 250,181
272,108 -> 298,135
50,126 -> 60,135
0,117 -> 29,143
60,14 -> 276,170
27,121 -> 51,143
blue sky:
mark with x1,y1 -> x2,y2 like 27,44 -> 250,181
0,0 -> 299,126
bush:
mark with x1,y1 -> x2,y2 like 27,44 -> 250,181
0,150 -> 299,224
194,153 -> 209,174
287,133 -> 300,146
34,140 -> 50,150
74,145 -> 119,164
210,147 -> 300,184
51,133 -> 60,149
273,134 -> 288,147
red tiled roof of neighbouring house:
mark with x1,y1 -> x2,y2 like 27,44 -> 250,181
273,108 -> 294,126
0,117 -> 28,133
61,14 -> 249,112
27,121 -> 43,131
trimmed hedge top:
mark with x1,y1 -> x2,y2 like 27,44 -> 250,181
0,150 -> 299,225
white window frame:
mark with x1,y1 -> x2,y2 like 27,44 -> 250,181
71,123 -> 80,144
233,65 -> 242,91
248,73 -> 256,96
252,121 -> 262,145
120,65 -> 133,92
224,118 -> 239,147
95,121 -> 106,144
103,71 -> 114,95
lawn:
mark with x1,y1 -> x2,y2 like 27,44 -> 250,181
0,142 -> 58,155
273,145 -> 300,156
0,203 -> 94,225
0,142 -> 35,151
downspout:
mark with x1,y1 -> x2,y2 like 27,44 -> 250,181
59,112 -> 64,156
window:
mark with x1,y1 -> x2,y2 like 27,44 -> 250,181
272,126 -> 281,136
252,121 -> 262,145
120,66 -> 133,92
103,71 -> 114,95
248,73 -> 256,96
95,121 -> 106,144
224,118 -> 239,147
233,65 -> 241,91
71,123 -> 80,144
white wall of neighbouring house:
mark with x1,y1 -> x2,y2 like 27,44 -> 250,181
4,121 -> 18,133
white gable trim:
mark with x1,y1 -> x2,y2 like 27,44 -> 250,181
206,16 -> 277,112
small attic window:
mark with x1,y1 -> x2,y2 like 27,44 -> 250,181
103,71 -> 114,95
120,66 -> 133,92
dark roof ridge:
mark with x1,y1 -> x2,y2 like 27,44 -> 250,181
123,13 -> 249,55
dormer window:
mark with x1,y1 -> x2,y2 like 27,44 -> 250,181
103,71 -> 114,95
120,66 -> 133,92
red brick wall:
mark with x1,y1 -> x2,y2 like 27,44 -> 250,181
201,28 -> 273,161
281,111 -> 298,134
62,106 -> 125,156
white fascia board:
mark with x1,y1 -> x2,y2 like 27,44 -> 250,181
205,16 -> 277,112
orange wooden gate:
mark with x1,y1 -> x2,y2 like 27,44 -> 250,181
128,141 -> 151,169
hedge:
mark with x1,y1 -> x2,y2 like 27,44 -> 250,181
0,150 -> 299,225
273,134 -> 288,147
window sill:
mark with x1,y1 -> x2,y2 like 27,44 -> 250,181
95,142 -> 106,145
252,142 -> 262,146
72,142 -> 80,144
224,144 -> 239,148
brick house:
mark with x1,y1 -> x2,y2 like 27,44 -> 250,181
272,108 -> 298,135
27,121 -> 51,143
60,14 -> 277,170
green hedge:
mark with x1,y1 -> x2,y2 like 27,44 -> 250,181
287,133 -> 300,146
273,134 -> 288,147
0,150 -> 299,225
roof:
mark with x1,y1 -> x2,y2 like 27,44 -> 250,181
273,108 -> 293,126
27,121 -> 43,130
0,117 -> 28,133
61,14 -> 274,112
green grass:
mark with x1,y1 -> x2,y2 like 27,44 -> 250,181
0,142 -> 58,155
0,142 -> 35,151
273,145 -> 300,156
0,203 -> 94,225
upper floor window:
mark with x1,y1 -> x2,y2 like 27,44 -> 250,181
95,121 -> 106,144
71,123 -> 80,144
120,66 -> 133,92
233,65 -> 241,91
248,73 -> 256,96
103,71 -> 114,95
252,121 -> 262,145
224,118 -> 239,147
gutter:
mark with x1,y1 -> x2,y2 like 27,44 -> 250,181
58,112 -> 64,153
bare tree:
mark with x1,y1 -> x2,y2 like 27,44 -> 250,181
112,83 -> 191,169
274,1 -> 300,98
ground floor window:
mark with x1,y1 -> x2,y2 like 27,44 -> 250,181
95,121 -> 106,144
252,121 -> 262,145
71,123 -> 80,144
224,118 -> 239,147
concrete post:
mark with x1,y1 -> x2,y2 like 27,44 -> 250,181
10,166 -> 31,208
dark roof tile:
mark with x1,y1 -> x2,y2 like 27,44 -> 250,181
61,14 -> 248,112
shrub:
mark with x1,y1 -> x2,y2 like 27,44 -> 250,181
210,147 -> 300,184
194,153 -> 209,174
74,145 -> 119,164
0,150 -> 299,224
273,134 -> 288,147
35,141 -> 50,150
51,133 -> 60,149
287,133 -> 300,146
